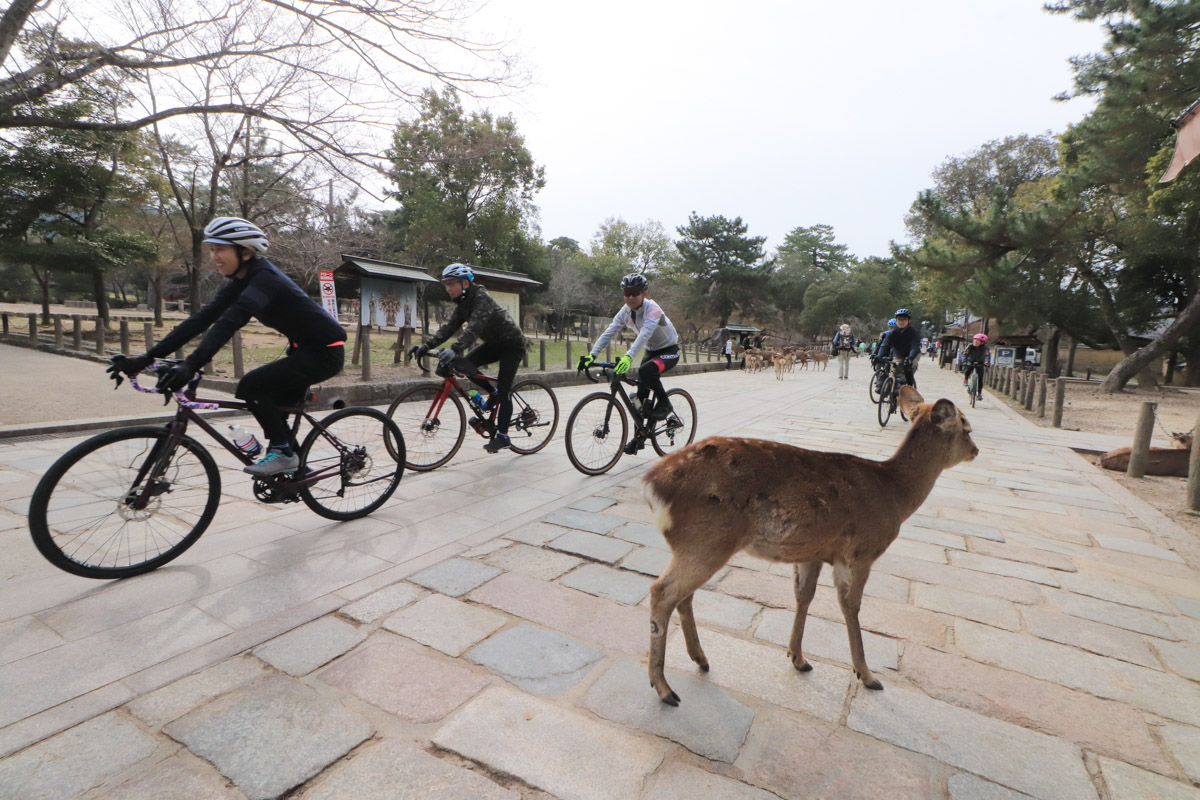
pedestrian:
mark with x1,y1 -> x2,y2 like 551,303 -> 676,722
724,337 -> 734,369
832,323 -> 856,380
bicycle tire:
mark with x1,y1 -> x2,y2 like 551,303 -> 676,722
651,389 -> 698,457
29,426 -> 220,579
565,393 -> 628,475
877,376 -> 895,427
299,407 -> 404,520
508,379 -> 559,455
385,384 -> 465,471
868,368 -> 881,404
968,370 -> 980,408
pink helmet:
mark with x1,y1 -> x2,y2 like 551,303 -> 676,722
973,333 -> 988,343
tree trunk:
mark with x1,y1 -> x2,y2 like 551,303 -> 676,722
1066,337 -> 1077,378
1184,334 -> 1200,387
1100,287 -> 1200,392
1165,350 -> 1178,385
1042,326 -> 1061,378
189,231 -> 204,311
29,265 -> 51,324
92,267 -> 110,324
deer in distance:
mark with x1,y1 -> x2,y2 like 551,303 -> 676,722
642,385 -> 979,705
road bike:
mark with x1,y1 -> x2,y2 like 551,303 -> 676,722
564,362 -> 698,475
28,361 -> 405,579
875,359 -> 913,428
867,356 -> 888,404
384,349 -> 558,470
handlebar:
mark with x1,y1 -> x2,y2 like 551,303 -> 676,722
579,362 -> 640,386
112,359 -> 220,410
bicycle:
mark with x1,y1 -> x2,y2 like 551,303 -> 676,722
875,359 -> 913,428
28,360 -> 405,579
867,356 -> 888,404
384,349 -> 558,470
564,361 -> 698,475
966,363 -> 986,408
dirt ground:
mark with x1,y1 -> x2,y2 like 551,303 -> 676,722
996,377 -> 1200,536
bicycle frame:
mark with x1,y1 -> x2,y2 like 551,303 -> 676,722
416,355 -> 502,433
584,363 -> 664,441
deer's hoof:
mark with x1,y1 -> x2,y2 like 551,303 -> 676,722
661,691 -> 681,707
695,658 -> 709,672
863,677 -> 883,690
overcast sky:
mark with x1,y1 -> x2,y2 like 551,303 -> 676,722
462,0 -> 1108,260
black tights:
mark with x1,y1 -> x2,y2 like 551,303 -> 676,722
637,345 -> 680,407
236,346 -> 344,446
464,341 -> 525,435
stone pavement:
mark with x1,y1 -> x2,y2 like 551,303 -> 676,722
2,361 -> 1199,799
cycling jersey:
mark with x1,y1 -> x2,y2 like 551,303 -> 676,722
149,257 -> 345,370
591,298 -> 679,360
964,343 -> 990,364
426,283 -> 526,354
877,326 -> 922,361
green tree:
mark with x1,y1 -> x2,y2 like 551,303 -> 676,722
772,224 -> 855,329
384,87 -> 545,274
590,218 -> 677,276
673,213 -> 772,328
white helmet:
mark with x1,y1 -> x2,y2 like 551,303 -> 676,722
441,263 -> 474,281
203,216 -> 269,254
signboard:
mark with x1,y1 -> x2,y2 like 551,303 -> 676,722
318,270 -> 338,320
994,347 -> 1016,368
361,277 -> 420,329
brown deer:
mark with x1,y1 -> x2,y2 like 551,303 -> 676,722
642,386 -> 978,705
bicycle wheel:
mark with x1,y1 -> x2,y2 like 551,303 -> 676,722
299,407 -> 404,520
651,389 -> 698,457
508,379 -> 559,455
868,369 -> 880,404
877,376 -> 895,427
29,426 -> 220,579
385,384 -> 465,471
565,393 -> 628,475
969,371 -> 979,408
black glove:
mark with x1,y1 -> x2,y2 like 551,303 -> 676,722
156,362 -> 193,394
437,349 -> 456,369
408,344 -> 429,360
107,353 -> 154,378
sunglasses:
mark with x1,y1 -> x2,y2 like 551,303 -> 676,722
623,289 -> 643,297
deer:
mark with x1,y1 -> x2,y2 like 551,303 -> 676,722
642,385 -> 978,705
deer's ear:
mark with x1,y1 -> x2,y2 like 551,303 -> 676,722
898,385 -> 924,416
931,398 -> 957,424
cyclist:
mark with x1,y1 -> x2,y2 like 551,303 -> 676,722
963,333 -> 990,400
875,308 -> 921,389
579,273 -> 680,434
107,217 -> 346,476
410,263 -> 527,453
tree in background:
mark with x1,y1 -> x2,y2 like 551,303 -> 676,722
383,87 -> 545,275
590,218 -> 677,277
771,223 -> 856,333
674,213 -> 772,328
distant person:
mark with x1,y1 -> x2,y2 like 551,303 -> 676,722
724,337 -> 734,369
107,216 -> 346,476
832,324 -> 857,380
876,308 -> 921,389
963,333 -> 990,400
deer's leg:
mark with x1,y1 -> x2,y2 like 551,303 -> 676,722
649,556 -> 721,707
833,559 -> 882,690
787,561 -> 822,672
675,593 -> 708,671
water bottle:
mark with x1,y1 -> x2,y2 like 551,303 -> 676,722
470,391 -> 488,411
229,424 -> 262,457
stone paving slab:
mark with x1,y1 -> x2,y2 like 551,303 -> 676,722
547,529 -> 635,563
434,686 -> 667,800
254,616 -> 367,676
382,593 -> 506,656
407,558 -> 502,597
465,624 -> 603,695
163,675 -> 373,800
338,583 -> 425,623
560,562 -> 653,605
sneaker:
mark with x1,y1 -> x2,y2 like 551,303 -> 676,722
647,403 -> 674,421
484,433 -> 511,453
977,394 -> 984,400
244,448 -> 299,476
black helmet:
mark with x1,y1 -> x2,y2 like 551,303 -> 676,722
620,273 -> 649,293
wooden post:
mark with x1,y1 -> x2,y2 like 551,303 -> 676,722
606,346 -> 612,363
119,319 -> 130,355
1187,413 -> 1200,511
522,339 -> 529,368
232,330 -> 244,379
681,344 -> 687,364
539,340 -> 546,371
1086,367 -> 1092,381
1052,377 -> 1066,428
566,340 -> 573,369
27,313 -> 37,343
360,324 -> 371,381
144,322 -> 155,350
53,316 -> 63,349
1127,401 -> 1157,478
393,328 -> 405,364
1,312 -> 7,334
1003,368 -> 1012,396
351,323 -> 362,366
1023,369 -> 1035,410
72,315 -> 82,349
94,318 -> 105,354
1036,374 -> 1048,418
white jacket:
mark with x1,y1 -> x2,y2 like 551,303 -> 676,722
591,299 -> 679,360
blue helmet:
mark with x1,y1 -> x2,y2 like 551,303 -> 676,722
887,319 -> 898,328
441,263 -> 474,282
894,307 -> 911,318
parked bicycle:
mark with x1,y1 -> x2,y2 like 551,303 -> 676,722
875,359 -> 913,428
564,361 -> 698,475
28,360 -> 405,579
385,349 -> 558,470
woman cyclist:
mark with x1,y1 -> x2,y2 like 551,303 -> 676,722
107,216 -> 346,476
963,333 -> 990,400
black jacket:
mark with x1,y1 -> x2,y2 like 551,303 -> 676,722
877,325 -> 922,361
149,258 -> 346,369
964,343 -> 990,364
426,284 -> 526,353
